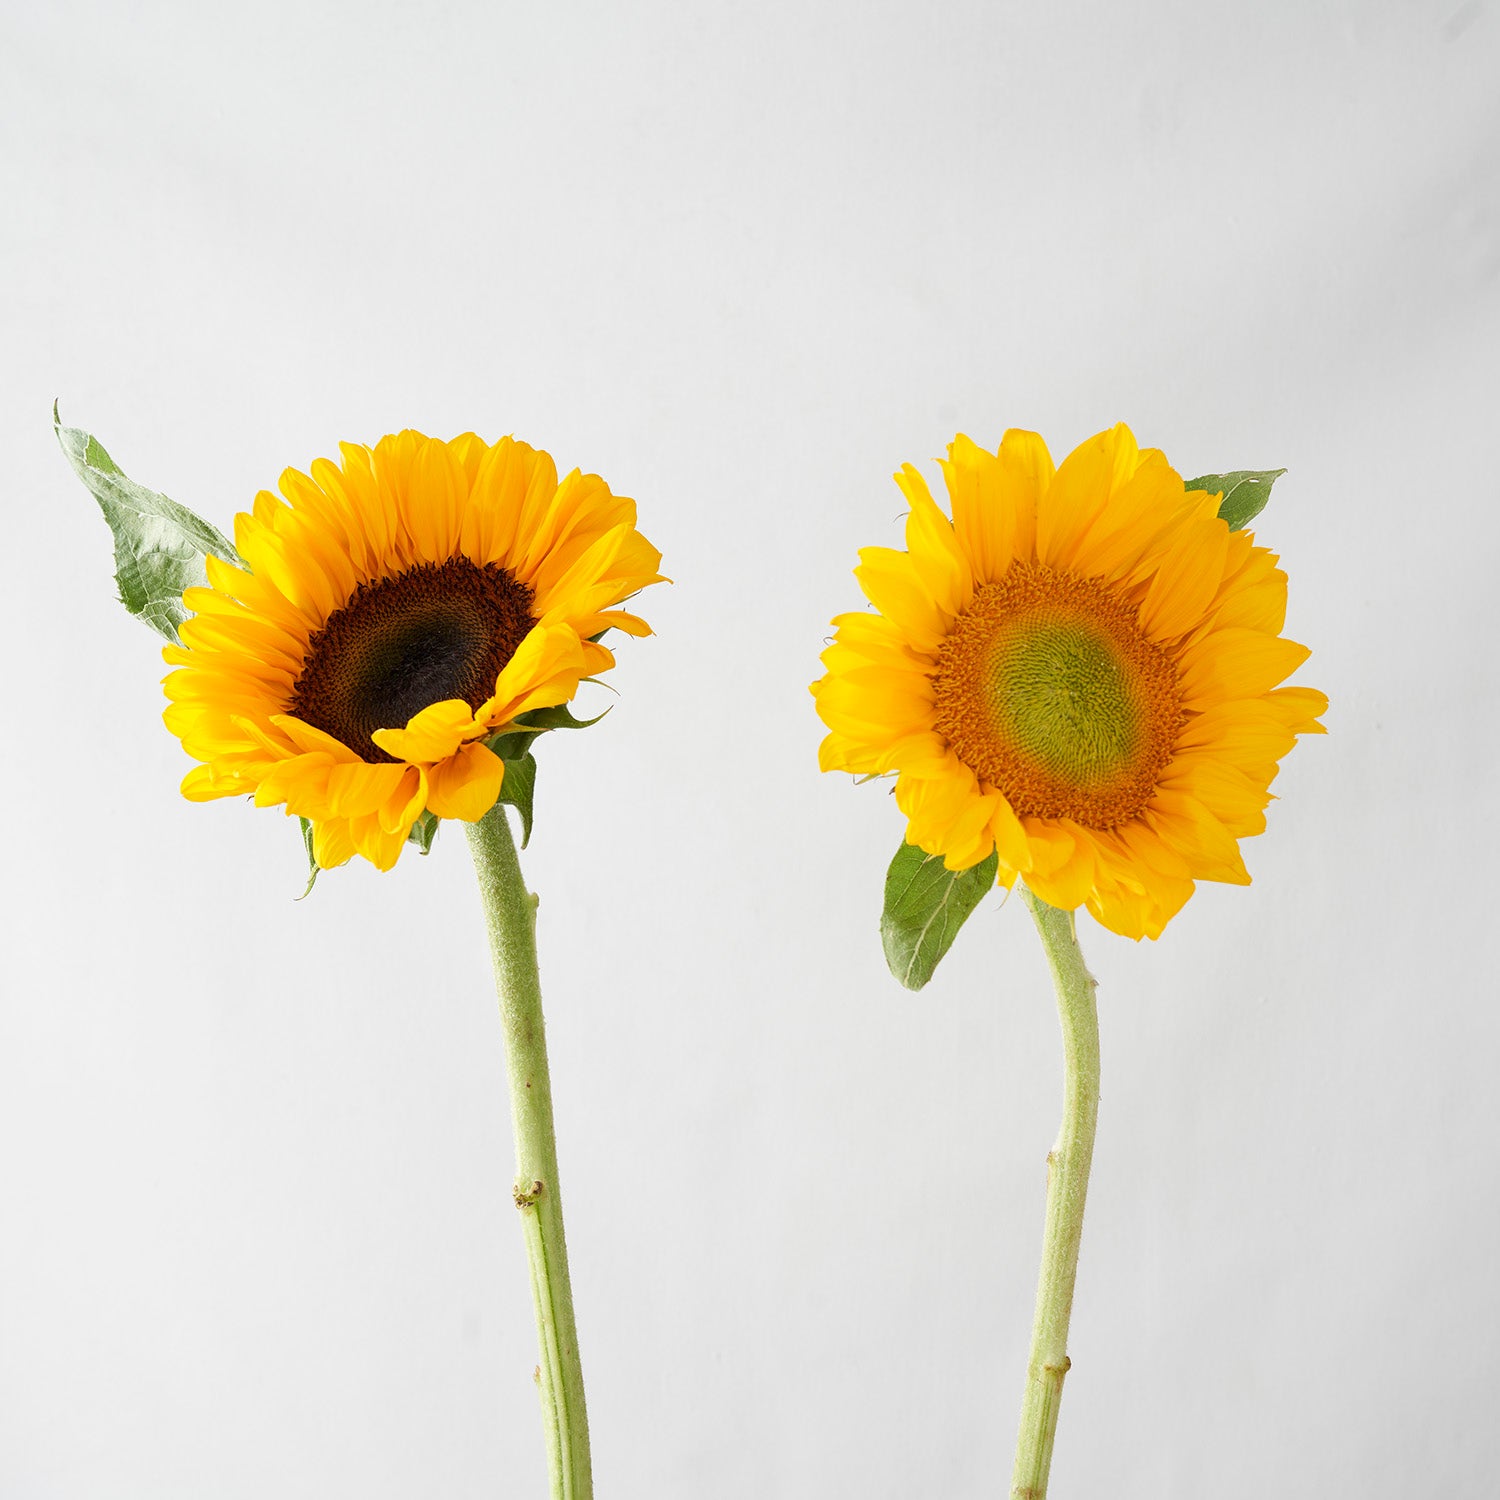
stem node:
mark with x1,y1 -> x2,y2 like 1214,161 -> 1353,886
468,803 -> 593,1500
514,1178 -> 546,1210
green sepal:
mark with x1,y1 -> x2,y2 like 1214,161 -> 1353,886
479,703 -> 604,845
486,702 -> 609,762
495,751 -> 538,848
880,841 -> 1000,991
54,406 -> 241,644
487,728 -> 542,762
1185,468 -> 1287,533
406,810 -> 440,855
296,817 -> 320,899
518,702 -> 610,733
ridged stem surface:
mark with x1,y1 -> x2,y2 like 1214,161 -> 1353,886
467,803 -> 592,1500
1009,887 -> 1101,1500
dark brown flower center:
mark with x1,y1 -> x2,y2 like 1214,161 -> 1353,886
288,558 -> 535,761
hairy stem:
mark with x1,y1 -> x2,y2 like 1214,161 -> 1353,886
1009,887 -> 1101,1500
466,803 -> 592,1500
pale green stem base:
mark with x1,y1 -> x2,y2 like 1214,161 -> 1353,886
1009,887 -> 1101,1500
466,803 -> 592,1500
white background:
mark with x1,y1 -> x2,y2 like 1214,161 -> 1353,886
3,2 -> 1498,1496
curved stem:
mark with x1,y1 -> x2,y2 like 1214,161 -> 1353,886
466,803 -> 592,1500
1009,887 -> 1101,1500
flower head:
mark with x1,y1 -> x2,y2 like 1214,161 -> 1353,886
164,430 -> 664,870
813,424 -> 1325,939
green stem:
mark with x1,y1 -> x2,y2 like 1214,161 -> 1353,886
1009,887 -> 1101,1500
466,803 -> 592,1500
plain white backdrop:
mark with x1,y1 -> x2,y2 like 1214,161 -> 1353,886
3,2 -> 1498,1496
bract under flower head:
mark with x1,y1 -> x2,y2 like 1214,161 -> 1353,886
812,424 -> 1326,940
164,430 -> 664,870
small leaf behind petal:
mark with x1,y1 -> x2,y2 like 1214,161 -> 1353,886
519,703 -> 610,733
496,751 -> 538,848
296,817 -> 320,899
54,406 -> 241,644
487,703 -> 610,763
880,841 -> 999,991
1184,468 -> 1287,533
406,810 -> 440,855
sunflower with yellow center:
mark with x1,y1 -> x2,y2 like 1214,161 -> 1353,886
812,423 -> 1326,940
163,429 -> 664,871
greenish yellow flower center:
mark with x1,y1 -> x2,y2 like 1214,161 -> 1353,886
933,562 -> 1182,828
289,557 -> 534,761
988,619 -> 1141,783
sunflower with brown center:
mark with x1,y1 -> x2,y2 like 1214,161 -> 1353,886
164,429 -> 664,870
812,423 -> 1326,939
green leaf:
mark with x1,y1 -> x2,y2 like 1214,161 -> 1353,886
483,726 -> 537,762
296,817 -> 320,899
486,702 -> 609,762
54,405 -> 241,644
486,726 -> 543,762
406,810 -> 440,855
496,751 -> 538,848
1184,468 -> 1287,533
518,703 -> 610,733
880,841 -> 999,991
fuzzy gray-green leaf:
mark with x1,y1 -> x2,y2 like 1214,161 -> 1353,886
1185,468 -> 1287,533
880,842 -> 999,991
55,406 -> 240,644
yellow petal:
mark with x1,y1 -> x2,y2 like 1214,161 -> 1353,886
349,811 -> 408,871
896,464 -> 972,620
1036,425 -> 1138,569
426,743 -> 506,822
1066,453 -> 1188,584
853,547 -> 949,653
988,796 -> 1033,874
1176,629 -> 1312,710
942,434 -> 1020,586
1088,862 -> 1193,940
371,699 -> 483,764
268,715 -> 362,760
993,428 -> 1053,561
585,609 -> 653,638
1137,511 -> 1232,642
482,623 -> 591,725
1021,819 -> 1097,909
180,764 -> 252,801
378,766 -> 428,834
253,753 -> 337,815
312,818 -> 357,869
1265,686 -> 1328,733
1146,791 -> 1250,884
463,436 -> 541,568
326,761 -> 410,819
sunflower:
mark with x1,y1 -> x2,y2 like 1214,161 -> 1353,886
163,430 -> 664,871
812,424 -> 1326,940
